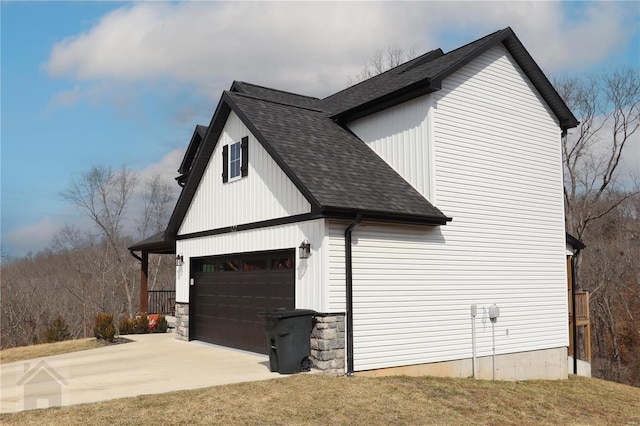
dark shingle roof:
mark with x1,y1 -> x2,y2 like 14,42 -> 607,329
163,27 -> 578,238
321,28 -> 578,129
128,231 -> 175,253
321,48 -> 446,116
231,81 -> 323,110
227,91 -> 448,220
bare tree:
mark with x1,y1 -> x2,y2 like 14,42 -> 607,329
0,166 -> 180,349
136,174 -> 176,291
0,251 -> 81,347
580,194 -> 640,385
556,66 -> 640,241
555,66 -> 640,385
61,166 -> 139,316
136,174 -> 174,239
347,45 -> 417,86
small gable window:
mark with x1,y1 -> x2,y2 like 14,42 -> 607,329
222,136 -> 249,183
230,141 -> 242,180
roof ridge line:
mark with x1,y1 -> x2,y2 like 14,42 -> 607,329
324,46 -> 459,102
441,27 -> 506,56
428,28 -> 511,81
399,48 -> 445,74
235,81 -> 321,101
229,91 -> 327,113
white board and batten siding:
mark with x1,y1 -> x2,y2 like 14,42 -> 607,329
178,111 -> 311,236
176,110 -> 323,307
333,45 -> 568,372
176,220 -> 331,312
348,94 -> 433,200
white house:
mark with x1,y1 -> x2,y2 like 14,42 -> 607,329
130,28 -> 579,379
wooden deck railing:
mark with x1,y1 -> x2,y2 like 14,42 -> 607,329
148,290 -> 176,315
572,290 -> 591,362
574,291 -> 590,325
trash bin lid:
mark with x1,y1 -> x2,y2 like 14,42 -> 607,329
258,308 -> 316,319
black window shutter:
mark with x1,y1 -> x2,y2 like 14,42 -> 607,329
241,136 -> 249,177
222,144 -> 229,183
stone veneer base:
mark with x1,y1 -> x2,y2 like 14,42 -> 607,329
310,314 -> 346,375
174,302 -> 189,341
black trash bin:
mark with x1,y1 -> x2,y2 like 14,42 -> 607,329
258,308 -> 316,374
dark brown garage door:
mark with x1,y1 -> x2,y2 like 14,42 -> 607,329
190,250 -> 295,354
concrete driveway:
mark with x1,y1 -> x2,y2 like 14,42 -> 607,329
1,333 -> 283,413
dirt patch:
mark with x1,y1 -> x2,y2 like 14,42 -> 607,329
96,337 -> 133,346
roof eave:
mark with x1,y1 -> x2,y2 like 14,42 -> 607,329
321,206 -> 451,226
128,231 -> 175,254
224,93 -> 323,211
331,79 -> 440,123
178,125 -> 209,175
425,28 -> 578,130
165,95 -> 233,239
566,232 -> 586,250
165,91 -> 325,239
500,29 -> 579,130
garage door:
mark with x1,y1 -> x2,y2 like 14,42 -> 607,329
191,250 -> 295,354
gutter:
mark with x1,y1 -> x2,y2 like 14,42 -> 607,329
129,249 -> 143,262
345,213 -> 363,376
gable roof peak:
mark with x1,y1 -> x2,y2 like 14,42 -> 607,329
322,26 -> 577,129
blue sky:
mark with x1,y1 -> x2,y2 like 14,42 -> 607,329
2,1 -> 639,257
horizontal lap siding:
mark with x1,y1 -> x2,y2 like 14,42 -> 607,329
179,111 -> 311,235
176,220 -> 328,312
350,46 -> 568,371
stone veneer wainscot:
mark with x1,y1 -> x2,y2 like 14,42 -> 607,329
175,302 -> 189,341
310,314 -> 345,375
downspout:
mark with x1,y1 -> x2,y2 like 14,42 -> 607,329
345,213 -> 363,376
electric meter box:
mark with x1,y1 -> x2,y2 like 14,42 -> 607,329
489,304 -> 500,321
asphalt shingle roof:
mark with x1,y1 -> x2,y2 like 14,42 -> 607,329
155,27 -> 579,242
227,91 -> 447,220
231,81 -> 324,110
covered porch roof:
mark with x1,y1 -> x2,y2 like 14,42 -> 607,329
128,231 -> 176,315
129,231 -> 175,255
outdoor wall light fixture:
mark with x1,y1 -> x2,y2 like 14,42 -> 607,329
175,254 -> 184,267
299,240 -> 311,259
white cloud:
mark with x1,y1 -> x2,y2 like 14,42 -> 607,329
3,218 -> 61,256
517,2 -> 638,73
615,130 -> 640,187
45,2 -> 638,100
568,116 -> 640,189
45,2 -> 427,97
47,85 -> 82,108
136,148 -> 184,190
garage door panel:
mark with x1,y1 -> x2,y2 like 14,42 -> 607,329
191,250 -> 295,354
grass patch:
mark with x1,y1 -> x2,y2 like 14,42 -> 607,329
0,338 -> 102,364
2,375 -> 638,425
